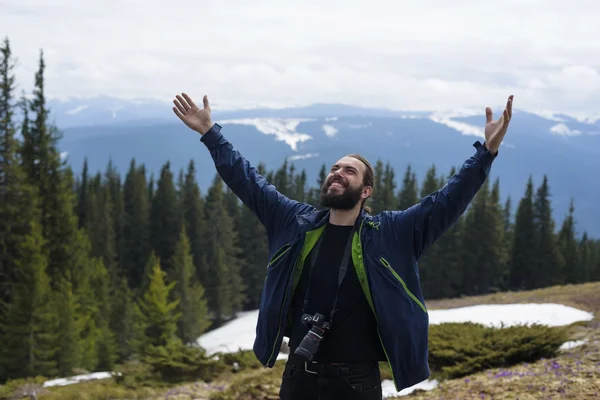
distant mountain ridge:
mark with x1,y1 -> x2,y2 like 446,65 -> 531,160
49,97 -> 600,237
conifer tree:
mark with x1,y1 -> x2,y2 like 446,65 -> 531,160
0,223 -> 58,379
423,167 -> 463,299
558,200 -> 580,284
122,160 -> 151,289
169,227 -> 210,343
204,174 -> 246,323
416,165 -> 440,294
533,175 -> 562,287
509,177 -> 537,290
139,259 -> 181,349
180,160 -> 209,288
56,278 -> 81,376
150,161 -> 181,273
397,164 -> 419,211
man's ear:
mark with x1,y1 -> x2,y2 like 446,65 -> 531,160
362,186 -> 373,200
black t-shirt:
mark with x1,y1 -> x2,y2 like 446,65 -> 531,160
287,222 -> 387,363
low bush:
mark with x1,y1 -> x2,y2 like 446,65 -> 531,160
428,322 -> 568,379
142,340 -> 226,383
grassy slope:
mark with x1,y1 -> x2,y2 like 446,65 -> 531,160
13,282 -> 600,399
396,282 -> 600,399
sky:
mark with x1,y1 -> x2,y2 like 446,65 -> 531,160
2,0 -> 600,117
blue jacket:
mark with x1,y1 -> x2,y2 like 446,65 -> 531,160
200,123 -> 496,391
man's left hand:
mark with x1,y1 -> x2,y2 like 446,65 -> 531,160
484,95 -> 514,154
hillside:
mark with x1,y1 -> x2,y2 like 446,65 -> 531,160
8,281 -> 598,399
54,100 -> 600,237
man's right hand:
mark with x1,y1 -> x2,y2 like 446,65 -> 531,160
173,93 -> 213,135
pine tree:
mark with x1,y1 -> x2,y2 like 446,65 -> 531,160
509,177 -> 537,290
0,223 -> 58,379
204,174 -> 246,323
180,160 -> 209,290
169,227 -> 210,343
533,175 -> 562,287
76,158 -> 89,228
380,162 -> 397,210
416,165 -> 440,295
397,164 -> 419,211
139,259 -> 181,350
558,200 -> 580,284
369,160 -> 385,213
122,159 -> 151,289
150,161 -> 181,273
423,167 -> 463,299
307,163 -> 326,208
56,278 -> 81,376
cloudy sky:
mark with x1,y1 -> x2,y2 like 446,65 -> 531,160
2,0 -> 600,117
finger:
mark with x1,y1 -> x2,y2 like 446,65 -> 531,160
173,98 -> 186,115
203,95 -> 210,110
182,93 -> 196,109
176,94 -> 191,111
502,109 -> 509,128
507,95 -> 513,119
173,106 -> 186,120
485,107 -> 493,124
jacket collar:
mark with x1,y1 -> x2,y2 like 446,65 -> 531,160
297,207 -> 373,231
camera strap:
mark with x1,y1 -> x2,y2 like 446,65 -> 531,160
302,221 -> 358,324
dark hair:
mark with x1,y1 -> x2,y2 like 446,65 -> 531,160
347,153 -> 374,214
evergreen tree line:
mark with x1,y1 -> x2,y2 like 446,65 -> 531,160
1,38 -> 599,383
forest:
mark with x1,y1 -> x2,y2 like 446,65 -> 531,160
1,37 -> 599,383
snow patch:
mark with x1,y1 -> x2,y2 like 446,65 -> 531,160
560,339 -> 587,350
43,371 -> 119,387
65,105 -> 89,115
429,114 -> 485,139
429,303 -> 594,328
322,124 -> 338,137
288,152 -> 319,161
220,118 -> 314,151
325,117 -> 338,122
550,123 -> 581,136
382,378 -> 439,398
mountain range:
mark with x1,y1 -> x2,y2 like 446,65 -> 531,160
48,97 -> 600,237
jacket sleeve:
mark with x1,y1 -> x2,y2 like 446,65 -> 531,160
391,141 -> 496,259
200,123 -> 313,241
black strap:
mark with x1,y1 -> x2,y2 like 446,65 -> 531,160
302,222 -> 358,324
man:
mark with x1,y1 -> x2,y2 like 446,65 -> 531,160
173,92 -> 513,400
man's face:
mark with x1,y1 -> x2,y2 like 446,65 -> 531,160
319,156 -> 370,210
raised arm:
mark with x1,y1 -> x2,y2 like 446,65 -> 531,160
391,95 -> 514,259
173,93 -> 312,240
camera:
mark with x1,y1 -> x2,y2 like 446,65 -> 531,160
294,313 -> 330,361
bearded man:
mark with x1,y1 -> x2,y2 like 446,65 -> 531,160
172,92 -> 514,400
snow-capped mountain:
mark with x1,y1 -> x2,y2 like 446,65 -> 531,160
49,97 -> 600,237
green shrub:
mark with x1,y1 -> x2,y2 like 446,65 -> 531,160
217,350 -> 263,373
428,322 -> 568,379
142,340 -> 226,383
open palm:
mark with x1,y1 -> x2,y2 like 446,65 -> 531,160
484,95 -> 514,154
173,93 -> 213,135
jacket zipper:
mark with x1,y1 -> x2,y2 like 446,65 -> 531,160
379,257 -> 427,314
266,253 -> 297,365
353,220 -> 398,390
267,243 -> 291,268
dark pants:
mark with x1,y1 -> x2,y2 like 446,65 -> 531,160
279,354 -> 383,400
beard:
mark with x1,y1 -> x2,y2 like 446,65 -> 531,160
319,178 -> 364,210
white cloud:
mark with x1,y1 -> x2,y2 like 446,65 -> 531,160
2,0 -> 600,116
220,118 -> 313,150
